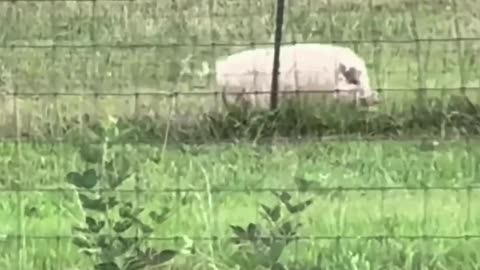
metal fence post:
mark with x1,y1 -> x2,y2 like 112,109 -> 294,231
270,0 -> 286,111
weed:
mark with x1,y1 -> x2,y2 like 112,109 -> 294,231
66,118 -> 178,270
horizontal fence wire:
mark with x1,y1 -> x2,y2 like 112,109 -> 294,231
1,185 -> 480,193
0,134 -> 479,145
1,87 -> 479,96
2,37 -> 480,48
3,235 -> 480,241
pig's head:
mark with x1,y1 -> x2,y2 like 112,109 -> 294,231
338,63 -> 380,107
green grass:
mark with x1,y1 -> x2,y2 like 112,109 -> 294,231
0,0 -> 480,269
1,140 -> 480,269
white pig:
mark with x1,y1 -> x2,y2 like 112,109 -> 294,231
215,43 -> 380,110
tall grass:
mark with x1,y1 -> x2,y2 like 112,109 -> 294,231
0,0 -> 479,140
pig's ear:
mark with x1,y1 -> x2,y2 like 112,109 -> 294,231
348,67 -> 361,77
344,67 -> 361,85
339,63 -> 347,74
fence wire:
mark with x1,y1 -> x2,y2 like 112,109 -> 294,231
1,0 -> 480,269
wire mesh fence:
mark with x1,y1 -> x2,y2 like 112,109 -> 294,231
0,0 -> 479,142
1,0 -> 480,269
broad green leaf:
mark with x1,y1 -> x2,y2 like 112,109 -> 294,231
285,198 -> 314,214
261,204 -> 281,222
85,216 -> 97,229
113,219 -> 133,234
229,225 -> 246,239
272,191 -> 292,203
96,235 -> 110,249
124,258 -> 147,270
118,204 -> 132,218
66,169 -> 98,189
94,262 -> 120,270
149,249 -> 177,266
72,226 -> 91,234
247,223 -> 258,239
115,154 -> 131,180
85,216 -> 105,233
130,207 -> 145,218
79,145 -> 104,164
78,194 -> 118,212
148,208 -> 170,224
294,177 -> 314,192
138,222 -> 154,234
78,193 -> 106,212
72,236 -> 91,249
268,240 -> 286,262
117,236 -> 136,248
105,158 -> 130,190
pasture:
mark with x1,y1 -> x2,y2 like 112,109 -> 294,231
0,0 -> 480,269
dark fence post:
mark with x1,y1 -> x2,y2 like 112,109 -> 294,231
270,0 -> 286,111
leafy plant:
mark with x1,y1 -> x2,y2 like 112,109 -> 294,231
227,180 -> 315,270
66,116 -> 178,270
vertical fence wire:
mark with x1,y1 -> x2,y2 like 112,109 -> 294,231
207,0 -> 218,111
368,0 -> 383,109
7,3 -> 24,270
410,0 -> 427,104
50,2 -> 63,268
421,185 -> 429,265
466,186 -> 472,235
451,0 -> 466,96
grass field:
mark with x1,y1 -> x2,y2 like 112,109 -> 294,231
1,140 -> 480,269
0,0 -> 480,269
